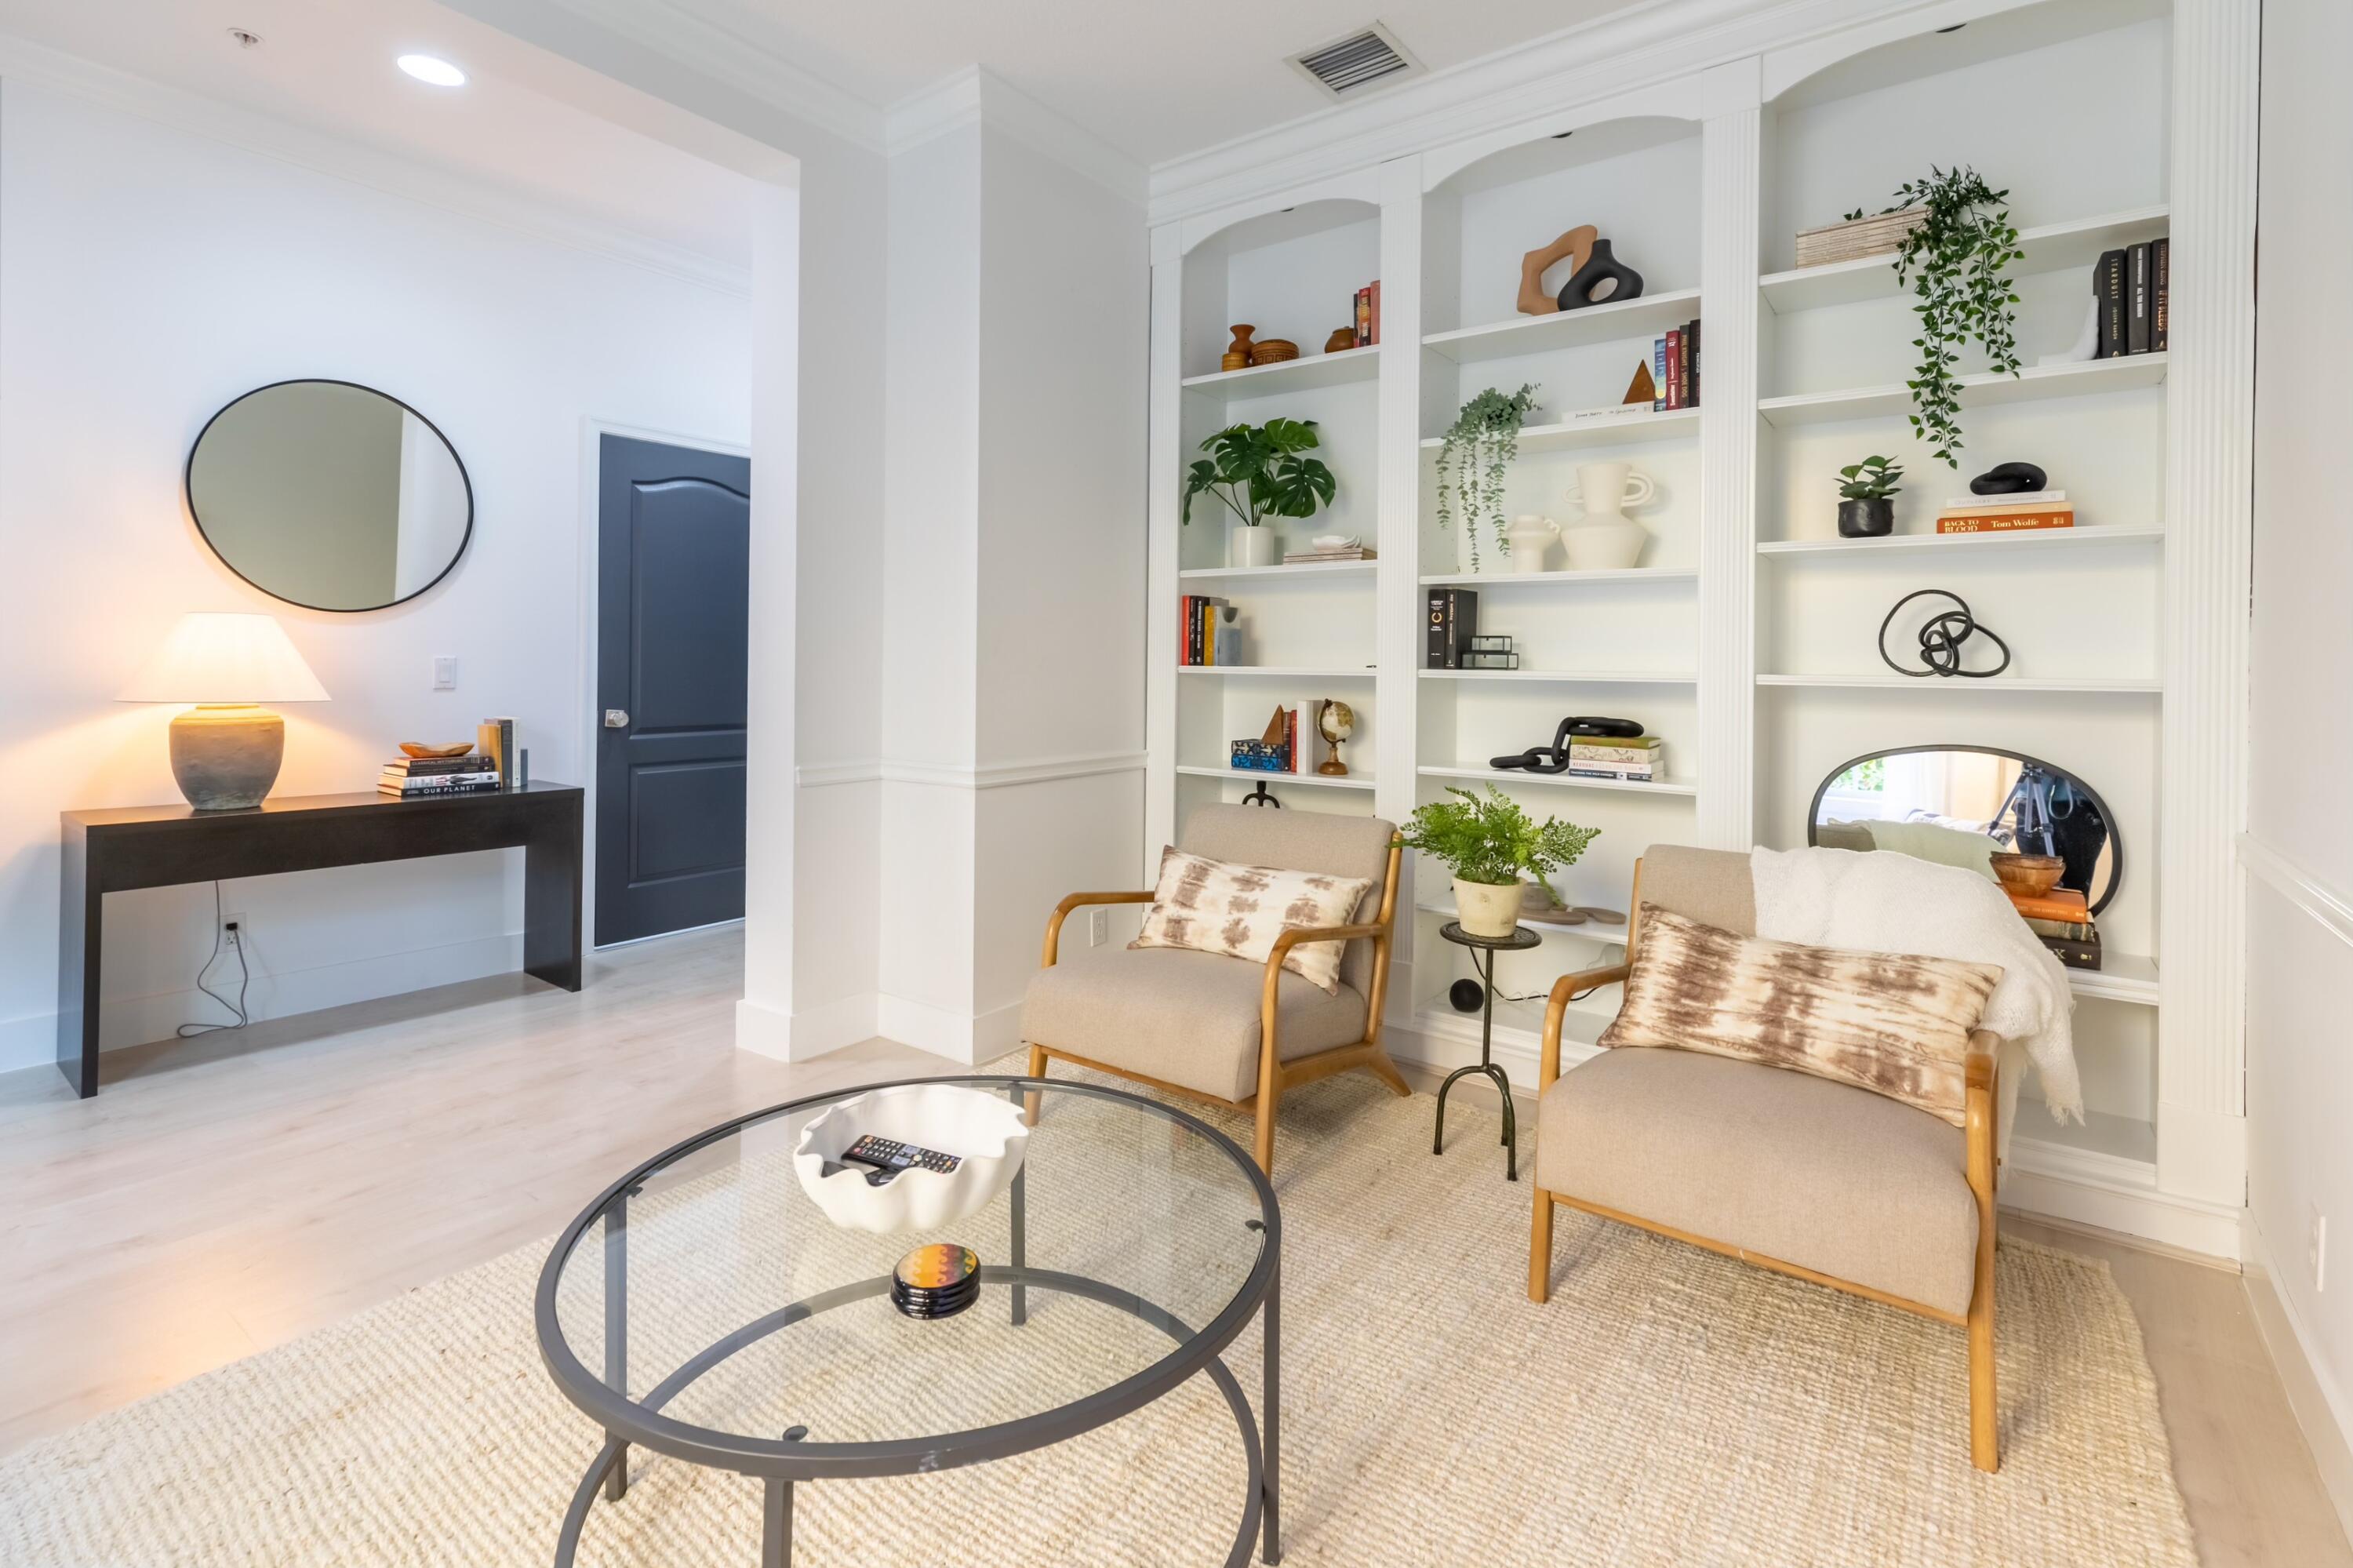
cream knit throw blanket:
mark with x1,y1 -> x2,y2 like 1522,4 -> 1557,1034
1748,846 -> 2082,1149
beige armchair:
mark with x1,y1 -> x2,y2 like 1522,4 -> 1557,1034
1020,805 -> 1409,1173
1527,846 -> 2002,1472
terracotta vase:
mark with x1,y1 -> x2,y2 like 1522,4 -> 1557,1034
1223,325 -> 1256,373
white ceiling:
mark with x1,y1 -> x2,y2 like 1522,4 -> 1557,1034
651,0 -> 1657,166
0,0 -> 767,271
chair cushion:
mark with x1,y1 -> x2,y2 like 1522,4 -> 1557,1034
1129,846 -> 1371,994
1537,1046 -> 1980,1316
1636,845 -> 1756,936
1180,806 -> 1395,995
1022,947 -> 1369,1102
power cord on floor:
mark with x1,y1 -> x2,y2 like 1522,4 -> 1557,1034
176,880 -> 251,1038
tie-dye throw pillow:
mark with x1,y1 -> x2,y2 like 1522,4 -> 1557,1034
1129,846 -> 1373,995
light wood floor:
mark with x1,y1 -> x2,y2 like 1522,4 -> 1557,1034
1,926 -> 2344,1567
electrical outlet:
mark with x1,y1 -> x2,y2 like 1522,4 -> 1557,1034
2314,1205 -> 2329,1294
432,655 -> 457,691
1088,907 -> 1109,948
222,911 -> 246,946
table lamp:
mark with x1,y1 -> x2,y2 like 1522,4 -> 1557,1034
118,612 -> 329,809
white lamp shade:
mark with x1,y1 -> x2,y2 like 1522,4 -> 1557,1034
117,613 -> 329,704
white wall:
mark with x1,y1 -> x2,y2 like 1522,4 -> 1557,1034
2244,0 -> 2353,1513
0,78 -> 752,1070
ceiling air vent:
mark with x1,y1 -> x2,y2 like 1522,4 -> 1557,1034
1287,23 -> 1424,100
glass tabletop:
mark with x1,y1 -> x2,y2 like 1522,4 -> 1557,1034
536,1075 -> 1275,1469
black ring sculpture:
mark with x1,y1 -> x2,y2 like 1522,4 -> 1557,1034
536,1074 -> 1281,1568
1878,589 -> 2011,679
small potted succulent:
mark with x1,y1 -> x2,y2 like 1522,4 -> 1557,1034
1401,785 -> 1599,939
1182,417 -> 1338,568
1836,454 -> 1903,538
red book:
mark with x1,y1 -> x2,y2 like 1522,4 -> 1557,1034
1288,706 -> 1300,771
1355,287 -> 1369,347
1369,279 -> 1381,345
1179,595 -> 1193,664
1664,329 -> 1683,410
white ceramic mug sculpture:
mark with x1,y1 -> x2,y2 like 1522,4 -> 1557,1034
1562,461 -> 1656,570
1504,514 -> 1561,573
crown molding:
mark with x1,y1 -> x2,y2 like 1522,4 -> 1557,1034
535,0 -> 886,151
0,33 -> 752,297
888,67 -> 1147,205
1146,0 -> 1943,224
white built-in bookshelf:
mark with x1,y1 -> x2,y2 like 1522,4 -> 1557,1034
1146,0 -> 2256,1253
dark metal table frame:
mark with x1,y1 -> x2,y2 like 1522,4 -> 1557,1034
534,1075 -> 1282,1568
1431,921 -> 1542,1182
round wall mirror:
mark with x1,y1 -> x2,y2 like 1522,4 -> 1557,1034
185,380 -> 472,612
1806,744 -> 2122,915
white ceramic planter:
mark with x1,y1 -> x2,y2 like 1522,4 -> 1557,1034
1228,526 -> 1281,569
793,1083 -> 1030,1234
1453,877 -> 1524,938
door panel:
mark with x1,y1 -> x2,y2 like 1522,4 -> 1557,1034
596,435 -> 751,944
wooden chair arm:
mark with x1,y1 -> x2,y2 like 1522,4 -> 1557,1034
1041,890 -> 1155,967
1965,1028 -> 1999,1199
1539,965 -> 1631,1090
1259,921 -> 1391,1071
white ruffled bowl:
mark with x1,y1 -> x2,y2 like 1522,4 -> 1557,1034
791,1083 -> 1031,1234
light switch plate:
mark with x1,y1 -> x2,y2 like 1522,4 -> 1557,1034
432,656 -> 457,691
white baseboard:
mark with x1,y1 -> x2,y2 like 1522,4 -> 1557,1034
733,992 -> 874,1064
0,931 -> 523,1077
2246,1215 -> 2353,1546
875,994 -> 981,1065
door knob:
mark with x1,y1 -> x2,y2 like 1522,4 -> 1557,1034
604,708 -> 630,729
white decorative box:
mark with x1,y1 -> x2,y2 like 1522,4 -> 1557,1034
791,1083 -> 1030,1234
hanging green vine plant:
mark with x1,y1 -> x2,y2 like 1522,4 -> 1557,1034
1845,166 -> 2025,467
1434,384 -> 1539,570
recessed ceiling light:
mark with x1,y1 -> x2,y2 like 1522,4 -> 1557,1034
396,53 -> 467,87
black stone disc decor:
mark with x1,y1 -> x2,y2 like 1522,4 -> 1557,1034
1877,588 -> 2013,678
1556,238 -> 1644,310
1969,460 -> 2047,496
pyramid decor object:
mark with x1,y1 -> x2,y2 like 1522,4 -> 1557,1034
1622,360 -> 1658,406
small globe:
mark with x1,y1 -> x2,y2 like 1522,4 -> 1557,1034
1318,700 -> 1355,745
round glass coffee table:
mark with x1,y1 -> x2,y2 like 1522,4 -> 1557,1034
535,1075 -> 1281,1567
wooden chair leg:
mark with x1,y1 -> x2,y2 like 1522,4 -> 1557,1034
1528,1188 -> 1555,1304
1252,1087 -> 1278,1176
1024,1043 -> 1047,1127
1364,1046 -> 1411,1097
1969,1235 -> 1998,1472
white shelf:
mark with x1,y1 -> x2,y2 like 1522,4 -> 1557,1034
2010,1108 -> 2159,1173
1177,664 -> 1376,678
1418,763 -> 1696,798
1177,559 -> 1378,581
1420,405 -> 1699,454
1420,288 -> 1702,365
2068,951 -> 2160,1006
1418,566 -> 1697,588
1759,206 -> 2172,315
1421,668 -> 1696,685
1758,526 -> 2163,557
1756,673 -> 2160,694
1175,764 -> 1376,791
1758,355 -> 2167,428
1180,347 -> 1379,397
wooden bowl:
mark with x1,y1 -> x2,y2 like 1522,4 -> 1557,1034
1990,853 -> 2065,897
1248,339 -> 1299,365
399,741 -> 476,759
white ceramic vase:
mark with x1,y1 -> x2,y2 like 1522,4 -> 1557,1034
1562,460 -> 1656,570
1504,515 -> 1561,573
1228,525 -> 1282,569
1453,877 -> 1524,938
792,1083 -> 1030,1234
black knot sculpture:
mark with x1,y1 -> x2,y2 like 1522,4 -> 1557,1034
1878,589 -> 2011,679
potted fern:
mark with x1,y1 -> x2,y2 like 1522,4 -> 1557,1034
1182,417 -> 1337,568
1402,785 -> 1599,938
1836,455 -> 1903,537
1433,384 -> 1538,573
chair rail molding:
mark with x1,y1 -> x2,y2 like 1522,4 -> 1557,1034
2240,835 -> 2353,951
801,753 -> 1147,790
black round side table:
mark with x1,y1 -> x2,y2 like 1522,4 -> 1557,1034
1434,921 -> 1543,1181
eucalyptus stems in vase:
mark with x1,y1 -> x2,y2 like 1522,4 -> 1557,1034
1433,384 -> 1539,572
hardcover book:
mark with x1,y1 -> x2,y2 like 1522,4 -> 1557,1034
2152,237 -> 2169,351
2126,242 -> 2151,355
1937,510 -> 2075,533
2096,249 -> 2127,357
1426,588 -> 1477,668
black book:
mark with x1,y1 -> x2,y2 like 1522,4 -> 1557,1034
2152,237 -> 2169,351
384,755 -> 493,775
2095,249 -> 2126,358
1684,317 -> 1700,407
2126,242 -> 2151,355
380,780 -> 500,799
1425,588 -> 1477,669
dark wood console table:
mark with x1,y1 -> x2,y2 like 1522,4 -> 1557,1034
57,783 -> 584,1097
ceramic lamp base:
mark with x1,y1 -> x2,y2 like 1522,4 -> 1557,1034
168,704 -> 284,811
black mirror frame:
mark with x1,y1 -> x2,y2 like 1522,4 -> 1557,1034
184,377 -> 475,613
1805,742 -> 2124,916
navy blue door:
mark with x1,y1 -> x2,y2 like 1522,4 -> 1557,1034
595,435 -> 751,944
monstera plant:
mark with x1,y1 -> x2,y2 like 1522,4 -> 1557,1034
1180,417 -> 1337,529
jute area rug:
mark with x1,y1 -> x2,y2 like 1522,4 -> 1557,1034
0,1066 -> 2195,1567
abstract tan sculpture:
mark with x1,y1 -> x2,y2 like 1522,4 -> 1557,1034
1517,225 -> 1598,316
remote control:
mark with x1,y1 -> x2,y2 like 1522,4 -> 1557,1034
841,1134 -> 962,1179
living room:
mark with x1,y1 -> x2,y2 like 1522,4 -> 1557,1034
0,0 -> 2344,1563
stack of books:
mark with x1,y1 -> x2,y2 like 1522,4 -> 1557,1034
1283,544 -> 1375,564
1937,490 -> 2073,534
1566,735 -> 1664,784
2006,885 -> 2100,970
1649,318 -> 1700,412
2095,239 -> 2169,358
1425,588 -> 1479,668
1177,595 -> 1238,664
1347,281 -> 1382,348
380,755 -> 500,799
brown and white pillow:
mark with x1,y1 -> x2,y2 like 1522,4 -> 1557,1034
1129,846 -> 1372,995
1597,904 -> 2002,1126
